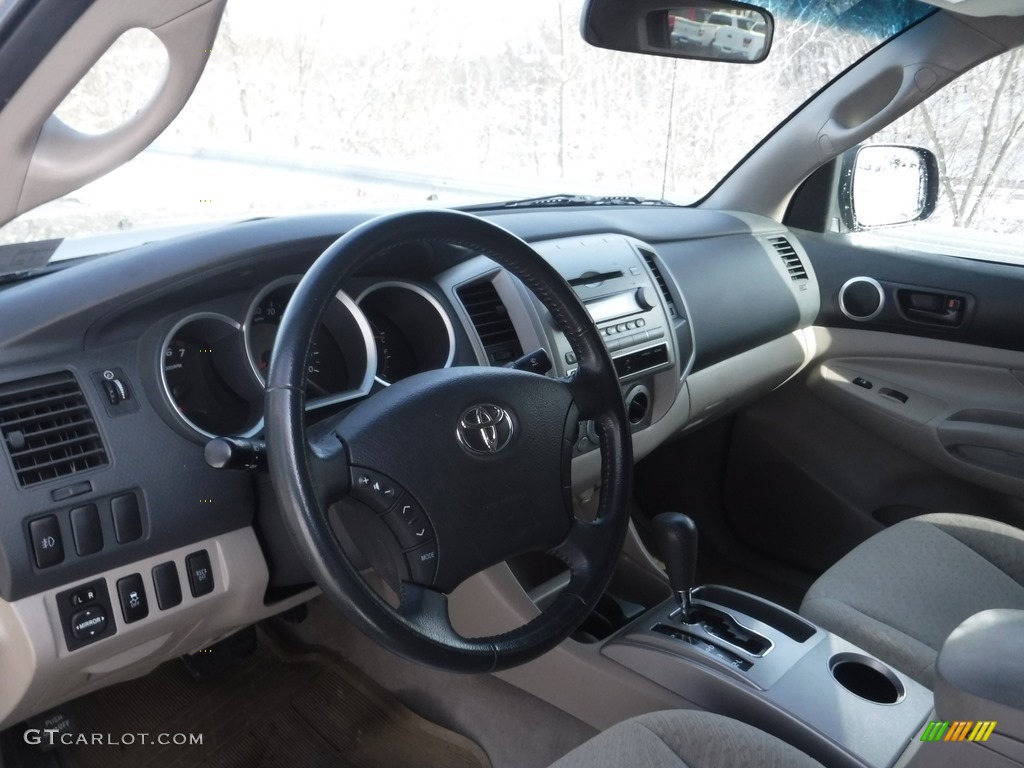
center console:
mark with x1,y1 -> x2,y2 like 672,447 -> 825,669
605,586 -> 932,768
601,512 -> 934,768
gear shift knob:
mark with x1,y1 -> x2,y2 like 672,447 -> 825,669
652,512 -> 699,622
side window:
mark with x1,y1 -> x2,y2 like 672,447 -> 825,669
857,49 -> 1024,256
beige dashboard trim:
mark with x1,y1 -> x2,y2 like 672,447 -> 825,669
0,527 -> 315,729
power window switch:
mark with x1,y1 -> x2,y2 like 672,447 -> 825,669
852,377 -> 873,390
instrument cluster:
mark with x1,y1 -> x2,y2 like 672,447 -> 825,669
159,277 -> 455,439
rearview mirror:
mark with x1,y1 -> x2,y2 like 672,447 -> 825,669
840,145 -> 939,230
582,0 -> 774,64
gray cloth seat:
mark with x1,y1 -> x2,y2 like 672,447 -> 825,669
801,512 -> 1024,688
550,710 -> 823,768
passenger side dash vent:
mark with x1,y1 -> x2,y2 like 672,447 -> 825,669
456,280 -> 523,366
638,248 -> 678,317
0,371 -> 108,487
769,237 -> 807,281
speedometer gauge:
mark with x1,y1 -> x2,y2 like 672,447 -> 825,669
247,282 -> 349,397
244,277 -> 376,407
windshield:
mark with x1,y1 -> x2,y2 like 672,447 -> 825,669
0,0 -> 931,245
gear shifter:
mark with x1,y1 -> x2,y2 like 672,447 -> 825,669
653,512 -> 699,623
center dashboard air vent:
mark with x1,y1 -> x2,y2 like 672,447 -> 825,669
769,237 -> 807,281
0,371 -> 108,487
456,279 -> 523,366
638,248 -> 678,317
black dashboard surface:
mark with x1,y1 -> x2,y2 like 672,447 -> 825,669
0,206 -> 812,601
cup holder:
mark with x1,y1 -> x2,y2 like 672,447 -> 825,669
829,653 -> 905,705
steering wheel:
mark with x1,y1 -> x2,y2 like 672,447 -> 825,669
265,209 -> 632,672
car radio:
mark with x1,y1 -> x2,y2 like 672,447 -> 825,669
532,235 -> 676,382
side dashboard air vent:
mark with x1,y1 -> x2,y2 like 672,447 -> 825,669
769,237 -> 807,281
638,248 -> 678,317
0,371 -> 108,487
456,280 -> 523,366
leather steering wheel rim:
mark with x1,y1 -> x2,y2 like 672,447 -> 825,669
266,209 -> 633,672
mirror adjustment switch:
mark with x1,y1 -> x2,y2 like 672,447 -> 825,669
186,550 -> 215,597
70,607 -> 108,640
70,504 -> 103,556
152,562 -> 183,610
58,579 -> 115,650
29,516 -> 64,568
70,586 -> 97,607
116,573 -> 149,624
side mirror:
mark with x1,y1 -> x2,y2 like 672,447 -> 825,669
582,0 -> 774,64
839,145 -> 939,230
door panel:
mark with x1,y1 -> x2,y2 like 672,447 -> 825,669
725,330 -> 1024,576
722,228 -> 1024,575
797,229 -> 1024,354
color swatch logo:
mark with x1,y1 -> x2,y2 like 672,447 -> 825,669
921,721 -> 997,743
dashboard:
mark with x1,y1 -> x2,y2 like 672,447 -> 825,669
0,205 -> 818,728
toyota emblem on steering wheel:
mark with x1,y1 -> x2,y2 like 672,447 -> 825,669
456,404 -> 515,455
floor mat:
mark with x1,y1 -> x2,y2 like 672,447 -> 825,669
64,630 -> 491,768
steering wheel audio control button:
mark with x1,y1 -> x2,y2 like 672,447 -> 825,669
383,499 -> 434,550
405,542 -> 439,584
350,467 -> 400,513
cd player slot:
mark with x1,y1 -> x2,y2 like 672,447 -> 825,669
568,270 -> 624,287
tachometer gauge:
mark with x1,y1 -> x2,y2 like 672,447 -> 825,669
248,282 -> 349,396
161,315 -> 259,437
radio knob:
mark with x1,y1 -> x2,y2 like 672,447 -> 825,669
635,287 -> 656,311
